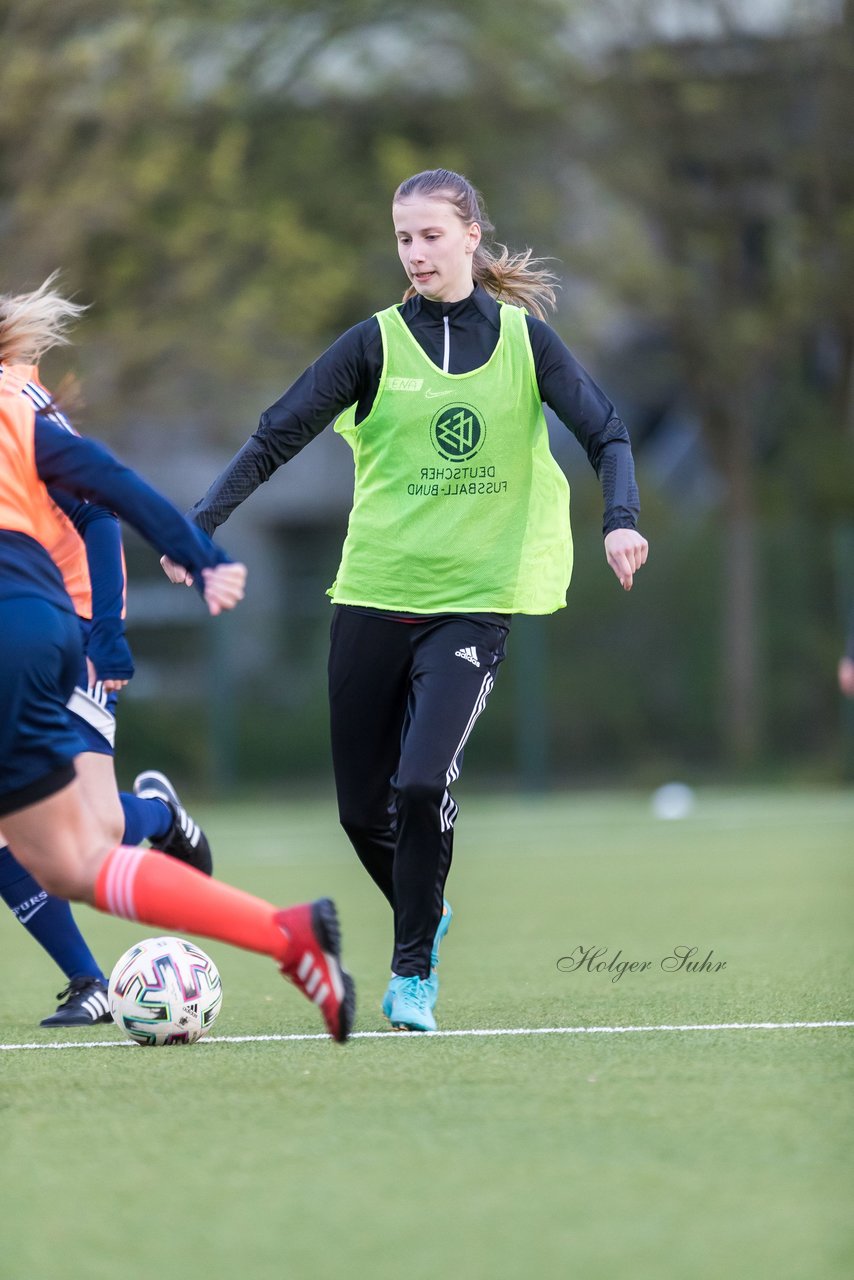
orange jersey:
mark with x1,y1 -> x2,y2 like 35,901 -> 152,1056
0,363 -> 127,619
0,377 -> 69,556
0,364 -> 93,614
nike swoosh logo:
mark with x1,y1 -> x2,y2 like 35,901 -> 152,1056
19,900 -> 48,924
425,389 -> 454,399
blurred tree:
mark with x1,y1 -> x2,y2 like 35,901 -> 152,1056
2,0 -> 850,778
560,0 -> 854,763
0,0 -> 575,437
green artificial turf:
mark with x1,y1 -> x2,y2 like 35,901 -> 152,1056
2,788 -> 852,1280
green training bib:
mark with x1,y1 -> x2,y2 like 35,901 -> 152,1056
328,301 -> 572,614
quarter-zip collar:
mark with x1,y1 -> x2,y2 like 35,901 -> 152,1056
407,285 -> 502,374
409,284 -> 501,329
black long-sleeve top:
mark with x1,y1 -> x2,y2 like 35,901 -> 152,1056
190,286 -> 640,538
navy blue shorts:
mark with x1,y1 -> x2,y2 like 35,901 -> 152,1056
0,597 -> 83,817
65,618 -> 118,756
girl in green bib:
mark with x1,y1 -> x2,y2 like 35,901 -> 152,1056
171,168 -> 648,1032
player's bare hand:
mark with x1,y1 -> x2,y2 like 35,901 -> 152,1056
604,528 -> 648,591
85,656 -> 128,694
161,554 -> 193,586
202,562 -> 247,616
839,657 -> 854,698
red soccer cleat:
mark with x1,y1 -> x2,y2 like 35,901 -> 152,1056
275,898 -> 356,1043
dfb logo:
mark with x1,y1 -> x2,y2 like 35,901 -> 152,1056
430,403 -> 485,462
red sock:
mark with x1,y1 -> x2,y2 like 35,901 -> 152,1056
94,846 -> 289,964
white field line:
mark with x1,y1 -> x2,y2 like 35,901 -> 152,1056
1,1020 -> 852,1051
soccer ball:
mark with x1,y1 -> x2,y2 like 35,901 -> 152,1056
651,782 -> 696,821
108,936 -> 223,1046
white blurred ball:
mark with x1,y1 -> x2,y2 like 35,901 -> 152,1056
651,782 -> 696,820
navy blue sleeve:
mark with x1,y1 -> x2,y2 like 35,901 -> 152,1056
48,487 -> 134,679
34,415 -> 231,582
83,519 -> 134,679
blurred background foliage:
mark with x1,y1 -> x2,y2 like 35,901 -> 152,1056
1,0 -> 852,790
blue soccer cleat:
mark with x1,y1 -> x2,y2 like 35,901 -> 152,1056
425,898 -> 453,1010
381,899 -> 453,1019
384,975 -> 437,1032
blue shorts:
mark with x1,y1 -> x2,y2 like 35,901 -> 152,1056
65,618 -> 118,756
0,597 -> 83,816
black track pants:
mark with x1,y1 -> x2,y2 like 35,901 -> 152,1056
328,606 -> 507,977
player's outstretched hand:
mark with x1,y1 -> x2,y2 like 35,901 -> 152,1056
85,656 -> 129,695
161,554 -> 193,586
604,528 -> 649,591
202,562 -> 247,616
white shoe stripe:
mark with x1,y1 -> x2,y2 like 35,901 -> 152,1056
80,993 -> 108,1019
292,951 -> 344,1008
322,951 -> 345,1003
90,995 -> 106,1019
133,776 -> 204,847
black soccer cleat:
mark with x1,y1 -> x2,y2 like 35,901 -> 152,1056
132,769 -> 213,876
40,977 -> 112,1028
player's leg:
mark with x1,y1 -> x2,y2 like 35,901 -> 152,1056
67,662 -> 213,873
393,617 -> 507,975
0,685 -> 203,1027
75,751 -> 125,844
67,674 -> 213,873
0,597 -> 112,1024
8,751 -> 128,1026
125,770 -> 213,875
386,617 -> 507,1030
0,828 -> 112,1026
328,607 -> 412,904
0,598 -> 355,1042
3,788 -> 355,1043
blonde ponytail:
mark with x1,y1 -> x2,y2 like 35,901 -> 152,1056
0,272 -> 87,365
471,244 -> 558,320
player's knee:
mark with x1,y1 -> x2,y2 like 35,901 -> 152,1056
394,773 -> 445,813
339,810 -> 383,846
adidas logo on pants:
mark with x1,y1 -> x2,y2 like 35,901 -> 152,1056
454,646 -> 481,668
